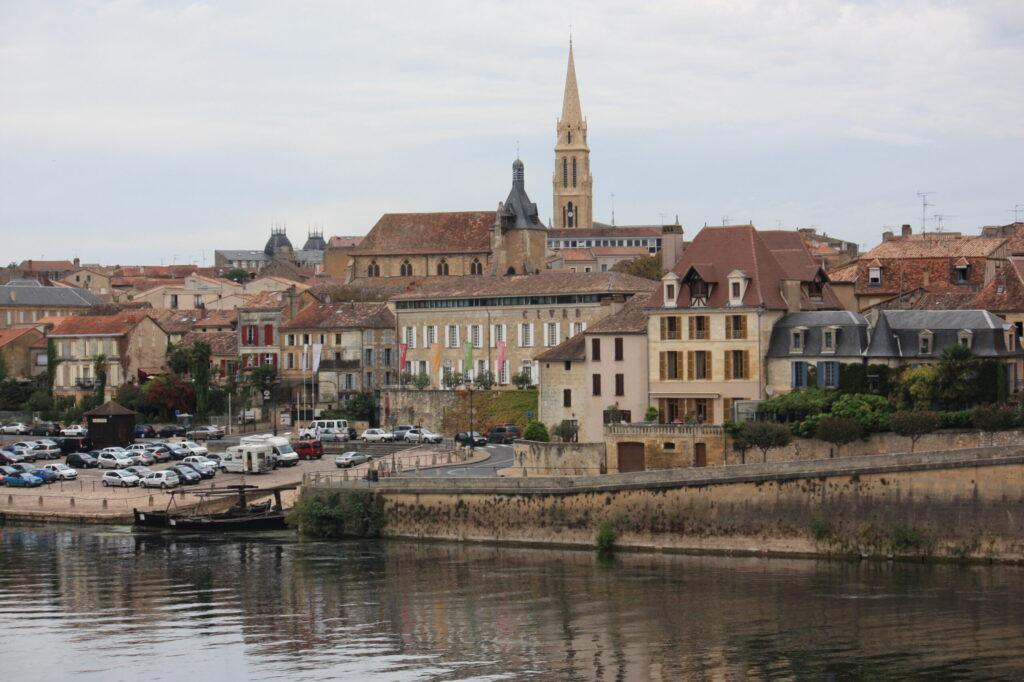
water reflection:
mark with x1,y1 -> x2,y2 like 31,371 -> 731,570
0,525 -> 1022,680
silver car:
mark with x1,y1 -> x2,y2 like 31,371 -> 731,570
42,463 -> 78,480
140,470 -> 179,489
335,451 -> 371,468
102,470 -> 140,487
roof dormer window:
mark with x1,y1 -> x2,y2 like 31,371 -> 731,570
822,326 -> 838,353
958,329 -> 973,348
868,267 -> 882,286
790,327 -> 808,353
661,272 -> 679,309
807,278 -> 823,300
954,263 -> 970,284
690,277 -> 709,307
726,270 -> 749,307
919,330 -> 933,355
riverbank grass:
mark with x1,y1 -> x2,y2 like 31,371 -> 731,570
288,490 -> 385,539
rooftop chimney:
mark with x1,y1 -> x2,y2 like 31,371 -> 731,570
882,231 -> 894,241
901,224 -> 912,237
73,257 -> 80,268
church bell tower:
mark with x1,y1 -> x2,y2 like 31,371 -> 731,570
552,41 -> 593,230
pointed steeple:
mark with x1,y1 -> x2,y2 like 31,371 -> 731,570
560,40 -> 584,125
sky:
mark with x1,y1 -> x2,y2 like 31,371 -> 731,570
2,1 -> 1023,265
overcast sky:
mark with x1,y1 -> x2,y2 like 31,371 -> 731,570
2,1 -> 1023,265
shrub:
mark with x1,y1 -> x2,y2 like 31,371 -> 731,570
551,420 -> 578,442
595,521 -> 616,555
737,421 -> 792,463
829,393 -> 893,432
971,404 -> 1019,432
808,514 -> 833,542
891,410 -> 941,451
814,416 -> 864,456
287,490 -> 385,539
644,406 -> 659,422
939,410 -> 974,429
757,388 -> 836,422
523,419 -> 549,442
511,370 -> 534,390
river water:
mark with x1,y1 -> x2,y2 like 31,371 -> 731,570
0,525 -> 1021,681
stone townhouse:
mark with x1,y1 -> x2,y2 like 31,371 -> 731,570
236,290 -> 313,371
0,326 -> 46,380
765,311 -> 870,395
279,302 -> 396,406
648,225 -> 845,425
392,272 -> 655,389
61,268 -> 113,296
179,330 -> 238,383
0,280 -> 101,329
48,311 -> 169,401
536,293 -> 651,442
17,259 -> 78,281
131,273 -> 244,311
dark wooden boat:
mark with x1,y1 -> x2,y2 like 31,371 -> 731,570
133,484 -> 294,532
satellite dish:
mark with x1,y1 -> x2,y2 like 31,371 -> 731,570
765,386 -> 775,396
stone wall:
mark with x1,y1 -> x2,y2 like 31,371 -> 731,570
605,424 -> 728,471
310,447 -> 1024,562
512,440 -> 606,477
381,389 -> 457,431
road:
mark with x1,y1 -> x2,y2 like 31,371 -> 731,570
405,444 -> 515,478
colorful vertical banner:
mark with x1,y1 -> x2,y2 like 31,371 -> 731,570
399,343 -> 408,371
463,341 -> 473,374
497,340 -> 507,369
430,342 -> 442,375
311,343 -> 323,373
300,343 -> 309,370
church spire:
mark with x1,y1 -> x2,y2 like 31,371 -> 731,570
560,40 -> 584,125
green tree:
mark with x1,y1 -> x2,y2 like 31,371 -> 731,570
971,404 -> 1019,433
168,345 -> 191,376
551,419 -> 578,442
409,372 -> 431,390
742,421 -> 792,463
224,268 -> 250,284
523,419 -> 549,442
895,365 -> 940,410
93,354 -> 107,403
248,365 -> 277,394
46,338 -> 59,396
934,345 -> 979,408
829,393 -> 893,432
814,416 -> 864,457
442,371 -> 465,390
610,254 -> 665,281
473,370 -> 496,390
891,410 -> 940,452
340,392 -> 376,421
27,389 -> 53,414
0,351 -> 7,383
188,339 -> 212,419
726,420 -> 754,464
511,369 -> 534,390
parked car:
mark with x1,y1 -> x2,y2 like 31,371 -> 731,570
318,427 -> 348,442
186,425 -> 224,440
455,431 -> 487,447
57,436 -> 92,455
2,470 -> 43,488
294,439 -> 324,460
405,428 -> 443,444
0,449 -> 25,465
145,444 -> 174,463
181,457 -> 217,479
59,424 -> 87,437
30,422 -> 61,437
134,424 -> 157,439
299,419 -> 349,439
125,466 -> 153,479
12,464 -> 57,484
157,424 -> 186,438
140,470 -> 180,489
170,464 -> 201,485
178,441 -> 209,457
97,451 -> 133,469
335,451 -> 371,468
9,442 -> 40,462
164,443 -> 191,460
178,461 -> 214,480
43,463 -> 78,480
205,453 -> 224,466
29,441 -> 61,459
66,452 -> 99,469
391,425 -> 415,441
102,470 -> 140,487
487,425 -> 520,444
125,445 -> 156,466
1,422 -> 30,435
361,428 -> 394,443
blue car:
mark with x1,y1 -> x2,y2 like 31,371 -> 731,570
3,472 -> 43,488
11,463 -> 57,484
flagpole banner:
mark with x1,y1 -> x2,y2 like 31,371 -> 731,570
311,343 -> 324,374
463,341 -> 472,374
431,342 -> 442,375
300,344 -> 309,371
497,340 -> 507,368
399,343 -> 408,371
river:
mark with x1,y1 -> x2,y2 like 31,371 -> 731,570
0,525 -> 1021,680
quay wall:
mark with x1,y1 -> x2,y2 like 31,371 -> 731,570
307,447 -> 1024,562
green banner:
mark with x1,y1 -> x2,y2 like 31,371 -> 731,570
463,341 -> 473,374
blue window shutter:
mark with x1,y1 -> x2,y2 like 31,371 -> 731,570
801,362 -> 809,388
791,362 -> 798,388
816,362 -> 825,388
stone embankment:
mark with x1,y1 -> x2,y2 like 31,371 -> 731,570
307,446 -> 1024,563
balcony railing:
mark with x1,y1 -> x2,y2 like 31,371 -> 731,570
604,422 -> 724,437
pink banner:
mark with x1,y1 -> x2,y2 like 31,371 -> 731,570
399,343 -> 408,370
497,340 -> 507,369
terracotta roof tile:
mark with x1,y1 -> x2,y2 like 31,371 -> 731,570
351,212 -> 495,256
238,291 -> 288,310
590,246 -> 651,257
863,235 -> 1007,259
534,333 -> 586,362
585,293 -> 652,334
18,259 -> 76,271
391,271 -> 657,301
558,248 -> 596,262
48,310 -> 153,336
193,309 -> 237,328
281,302 -> 395,330
328,235 -> 364,248
0,326 -> 38,348
180,330 -> 237,356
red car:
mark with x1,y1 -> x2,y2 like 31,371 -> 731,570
294,439 -> 324,460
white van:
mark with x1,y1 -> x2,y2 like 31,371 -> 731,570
239,434 -> 300,467
221,444 -> 274,474
300,419 -> 348,438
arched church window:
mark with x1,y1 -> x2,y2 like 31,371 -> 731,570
572,157 -> 577,187
470,258 -> 482,275
562,158 -> 568,188
368,260 -> 379,278
567,202 -> 575,228
436,259 -> 449,276
400,259 -> 412,277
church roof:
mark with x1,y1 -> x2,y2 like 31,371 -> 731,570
498,159 -> 543,230
560,42 -> 583,124
264,229 -> 293,257
302,232 -> 327,251
351,211 -> 496,256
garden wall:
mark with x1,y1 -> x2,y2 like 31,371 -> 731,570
511,441 -> 606,477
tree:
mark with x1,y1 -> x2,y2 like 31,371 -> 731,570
644,406 -> 659,422
813,416 -> 864,457
551,419 -> 578,442
224,268 -> 250,284
971,404 -> 1019,434
144,375 -> 195,419
168,345 -> 191,376
891,410 -> 940,452
473,370 -> 496,390
511,369 -> 534,390
248,365 -> 277,394
442,371 -> 465,390
340,392 -> 376,421
46,338 -> 59,396
742,422 -> 792,463
27,389 -> 53,414
0,351 -> 7,383
523,419 -> 549,442
410,372 -> 431,390
725,420 -> 753,464
188,339 -> 212,419
93,354 -> 107,403
935,345 -> 980,408
895,365 -> 940,410
829,393 -> 893,432
610,254 -> 665,281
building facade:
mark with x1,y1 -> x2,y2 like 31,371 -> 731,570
0,280 -> 101,329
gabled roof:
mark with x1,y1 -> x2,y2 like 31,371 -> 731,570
84,401 -> 135,417
351,212 -> 496,256
153,310 -> 200,334
238,291 -> 289,311
18,259 -> 76,272
534,333 -> 586,362
193,309 -> 237,328
327,235 -> 364,248
0,282 -> 101,307
390,271 -> 656,301
180,330 -> 237,356
48,310 -> 155,337
0,326 -> 40,348
863,235 -> 1007,260
281,302 -> 395,330
585,293 -> 652,334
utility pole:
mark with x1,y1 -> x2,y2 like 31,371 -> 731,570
916,191 -> 934,234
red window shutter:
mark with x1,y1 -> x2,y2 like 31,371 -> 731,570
271,354 -> 278,368
264,324 -> 274,345
253,325 -> 261,346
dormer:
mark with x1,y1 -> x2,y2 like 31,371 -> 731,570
727,270 -> 749,306
918,330 -> 934,355
821,325 -> 839,354
867,259 -> 883,287
806,269 -> 827,301
953,257 -> 970,285
790,326 -> 808,354
957,329 -> 973,349
1006,328 -> 1017,351
661,272 -> 680,309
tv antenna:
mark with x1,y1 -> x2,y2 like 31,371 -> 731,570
916,191 -> 934,234
721,215 -> 731,226
932,213 -> 955,232
1010,204 -> 1024,223
610,193 -> 615,226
